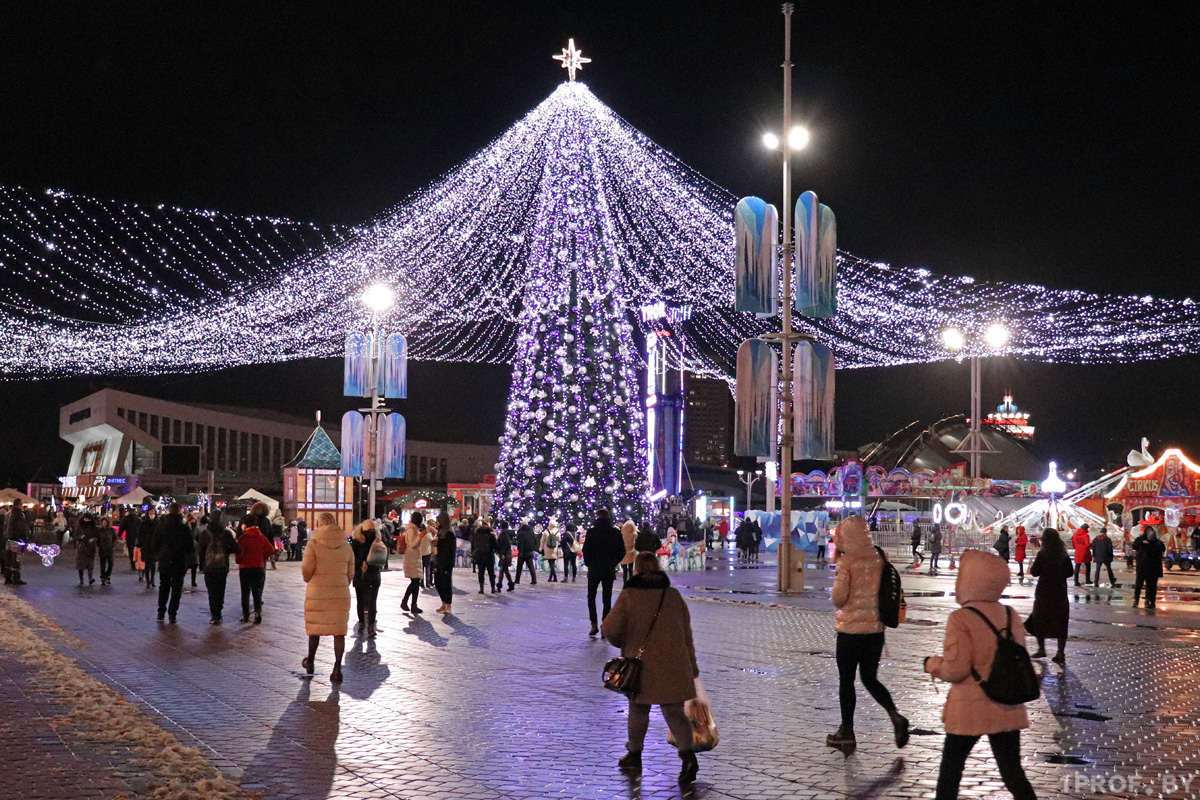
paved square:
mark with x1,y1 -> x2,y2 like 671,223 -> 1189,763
5,547 -> 1200,799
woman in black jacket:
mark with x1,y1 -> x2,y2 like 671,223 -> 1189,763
350,520 -> 383,637
560,523 -> 579,582
434,519 -> 458,614
1025,528 -> 1073,665
496,523 -> 515,592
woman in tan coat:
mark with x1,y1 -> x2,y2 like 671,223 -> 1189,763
302,512 -> 355,682
401,511 -> 431,613
925,549 -> 1036,800
602,552 -> 700,784
827,515 -> 908,749
619,519 -> 637,582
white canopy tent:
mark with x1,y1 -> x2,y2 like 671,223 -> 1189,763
112,487 -> 154,507
0,487 -> 36,505
236,489 -> 280,512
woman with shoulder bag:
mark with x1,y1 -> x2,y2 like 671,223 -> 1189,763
602,552 -> 701,784
351,520 -> 385,637
302,512 -> 355,682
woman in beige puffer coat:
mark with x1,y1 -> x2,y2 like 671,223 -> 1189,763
302,512 -> 355,682
401,512 -> 432,613
925,549 -> 1036,800
619,519 -> 638,582
827,515 -> 908,749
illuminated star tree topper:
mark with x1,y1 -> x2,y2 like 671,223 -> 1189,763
553,38 -> 591,81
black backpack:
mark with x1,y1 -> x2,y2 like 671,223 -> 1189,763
874,546 -> 904,628
965,606 -> 1041,705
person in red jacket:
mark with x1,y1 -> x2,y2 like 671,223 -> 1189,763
236,525 -> 276,624
1013,526 -> 1029,584
1071,524 -> 1093,587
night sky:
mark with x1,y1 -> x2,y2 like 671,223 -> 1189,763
2,3 -> 1198,487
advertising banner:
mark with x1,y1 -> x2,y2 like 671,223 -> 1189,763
377,413 -> 407,479
379,333 -> 408,399
793,340 -> 835,459
734,197 -> 779,316
794,191 -> 837,318
340,411 -> 365,477
734,339 -> 778,458
343,332 -> 371,397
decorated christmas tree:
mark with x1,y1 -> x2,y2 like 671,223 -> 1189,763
493,87 -> 650,526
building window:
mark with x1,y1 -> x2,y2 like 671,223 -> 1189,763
217,428 -> 227,470
419,456 -> 428,483
205,426 -> 215,471
163,418 -> 173,443
313,474 -> 339,503
150,415 -> 159,438
173,419 -> 182,443
239,432 -> 249,472
272,437 -> 281,471
440,458 -> 448,483
250,434 -> 260,473
184,422 -> 193,444
138,412 -> 147,432
409,456 -> 418,482
117,407 -> 125,419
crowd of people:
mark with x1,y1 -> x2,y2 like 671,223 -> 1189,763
7,494 -> 1194,797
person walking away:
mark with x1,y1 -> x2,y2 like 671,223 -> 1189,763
515,521 -> 539,585
197,510 -> 238,624
302,512 -> 355,682
186,513 -> 200,588
928,524 -> 943,575
472,519 -> 498,593
1071,524 -> 1092,586
924,549 -> 1038,800
826,515 -> 909,748
350,520 -> 383,637
602,552 -> 701,783
96,516 -> 117,585
2,502 -> 30,585
434,515 -> 457,613
543,519 -> 562,582
287,519 -> 301,561
138,507 -> 159,587
75,512 -> 99,585
1090,527 -> 1119,588
154,504 -> 195,624
636,523 -> 661,555
750,519 -> 763,561
496,521 -> 516,591
733,517 -> 750,563
1133,525 -> 1166,609
1013,526 -> 1028,584
1024,528 -> 1072,664
401,511 -> 431,613
584,508 -> 628,638
994,526 -> 1010,563
619,519 -> 637,581
119,508 -> 141,572
235,523 -> 275,624
909,523 -> 923,567
560,522 -> 580,582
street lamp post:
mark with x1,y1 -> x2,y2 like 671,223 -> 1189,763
942,323 -> 1009,479
361,284 -> 395,521
736,468 -> 763,514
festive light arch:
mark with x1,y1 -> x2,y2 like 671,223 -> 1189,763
2,82 -> 1199,380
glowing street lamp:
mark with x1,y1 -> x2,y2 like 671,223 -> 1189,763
362,283 -> 394,313
736,468 -> 764,514
761,126 -> 810,151
941,327 -> 965,352
941,322 -> 1015,479
985,322 -> 1010,350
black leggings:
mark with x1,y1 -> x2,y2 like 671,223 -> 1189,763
936,731 -> 1036,800
835,632 -> 896,729
434,567 -> 453,604
498,561 -> 513,587
402,577 -> 422,608
355,575 -> 380,626
562,553 -> 578,580
478,561 -> 496,591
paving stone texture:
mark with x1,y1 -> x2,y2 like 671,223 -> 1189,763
5,544 -> 1200,799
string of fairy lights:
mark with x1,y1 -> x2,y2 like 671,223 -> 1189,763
1,81 -> 1198,381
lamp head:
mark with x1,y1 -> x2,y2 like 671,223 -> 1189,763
362,283 -> 395,313
762,132 -> 780,150
985,322 -> 1010,350
941,327 -> 965,352
788,126 -> 810,150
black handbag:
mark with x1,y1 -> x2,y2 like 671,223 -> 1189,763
602,588 -> 667,697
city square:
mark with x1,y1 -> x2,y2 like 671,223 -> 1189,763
2,4 -> 1200,800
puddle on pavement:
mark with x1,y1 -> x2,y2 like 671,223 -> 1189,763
1056,710 -> 1113,722
1045,754 -> 1092,765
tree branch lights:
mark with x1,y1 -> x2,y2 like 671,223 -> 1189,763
493,87 -> 650,524
0,83 -> 1198,381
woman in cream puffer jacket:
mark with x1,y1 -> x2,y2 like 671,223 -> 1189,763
301,513 -> 355,682
827,516 -> 907,750
924,549 -> 1036,800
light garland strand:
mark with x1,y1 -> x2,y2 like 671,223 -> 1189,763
0,82 -> 1197,381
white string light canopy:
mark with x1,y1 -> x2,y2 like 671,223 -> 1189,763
2,82 -> 1198,380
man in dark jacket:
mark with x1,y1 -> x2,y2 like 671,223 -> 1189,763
1133,526 -> 1166,608
197,509 -> 238,624
496,522 -> 515,591
472,522 -> 498,594
515,522 -> 539,586
138,508 -> 159,587
583,508 -> 627,637
3,502 -> 30,585
154,503 -> 195,623
1090,527 -> 1119,588
118,508 -> 141,571
635,524 -> 661,555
